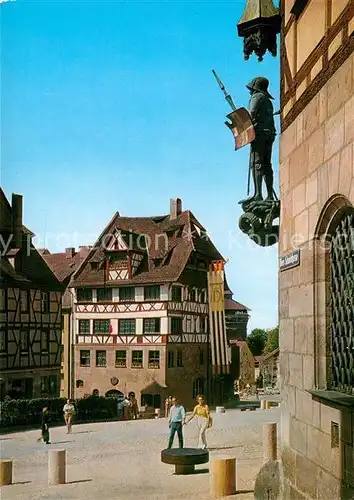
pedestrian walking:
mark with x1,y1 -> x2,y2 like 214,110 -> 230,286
63,399 -> 75,434
40,407 -> 50,444
185,394 -> 211,449
165,395 -> 172,418
167,397 -> 185,449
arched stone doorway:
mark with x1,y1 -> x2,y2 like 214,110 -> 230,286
105,389 -> 124,399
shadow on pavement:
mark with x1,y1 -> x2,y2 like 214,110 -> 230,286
66,479 -> 93,484
193,468 -> 209,475
52,440 -> 73,444
208,445 -> 242,451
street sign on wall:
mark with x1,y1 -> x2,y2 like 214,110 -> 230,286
279,249 -> 300,271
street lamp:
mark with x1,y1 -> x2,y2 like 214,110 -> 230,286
237,0 -> 281,61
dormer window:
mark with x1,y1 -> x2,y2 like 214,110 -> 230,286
107,254 -> 129,280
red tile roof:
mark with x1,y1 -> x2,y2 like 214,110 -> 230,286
0,189 -> 62,290
72,208 -> 224,287
224,297 -> 249,311
43,248 -> 90,284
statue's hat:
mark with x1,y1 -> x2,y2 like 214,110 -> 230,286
246,77 -> 274,99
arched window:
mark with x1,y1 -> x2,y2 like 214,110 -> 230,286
330,211 -> 354,394
314,196 -> 354,392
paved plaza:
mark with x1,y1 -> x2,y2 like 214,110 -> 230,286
1,408 -> 280,500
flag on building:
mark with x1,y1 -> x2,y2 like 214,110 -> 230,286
207,261 -> 230,376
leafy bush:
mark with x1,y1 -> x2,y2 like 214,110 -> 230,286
0,396 -> 118,428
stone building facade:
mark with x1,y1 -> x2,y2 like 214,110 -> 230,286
279,1 -> 353,498
229,339 -> 255,391
260,348 -> 279,389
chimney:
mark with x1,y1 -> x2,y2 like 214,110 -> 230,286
65,247 -> 75,259
79,246 -> 89,258
170,198 -> 182,220
12,194 -> 23,249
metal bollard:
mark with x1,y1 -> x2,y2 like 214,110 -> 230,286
0,460 -> 13,486
260,399 -> 266,410
263,423 -> 277,463
48,449 -> 66,485
210,458 -> 236,498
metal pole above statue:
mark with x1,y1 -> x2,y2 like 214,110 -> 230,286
212,71 -> 280,247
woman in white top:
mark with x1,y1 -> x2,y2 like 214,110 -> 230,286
63,399 -> 75,434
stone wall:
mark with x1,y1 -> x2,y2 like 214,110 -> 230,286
279,53 -> 354,499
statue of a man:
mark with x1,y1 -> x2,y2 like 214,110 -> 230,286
246,77 -> 276,201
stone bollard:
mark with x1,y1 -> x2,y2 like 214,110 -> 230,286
0,460 -> 13,486
260,400 -> 266,410
266,401 -> 271,409
263,423 -> 277,463
48,449 -> 66,485
216,406 -> 225,414
210,458 -> 236,498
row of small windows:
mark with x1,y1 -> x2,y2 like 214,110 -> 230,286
0,289 -> 51,313
76,285 -> 207,303
78,317 -> 208,335
80,349 -> 161,369
79,348 -> 203,369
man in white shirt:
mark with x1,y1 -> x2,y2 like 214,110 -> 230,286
168,396 -> 186,449
63,399 -> 75,434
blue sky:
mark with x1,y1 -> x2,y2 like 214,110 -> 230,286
1,0 -> 280,331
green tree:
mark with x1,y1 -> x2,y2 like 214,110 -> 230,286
246,328 -> 267,356
263,326 -> 279,355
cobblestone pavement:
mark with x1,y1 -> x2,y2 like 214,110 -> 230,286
0,408 -> 280,500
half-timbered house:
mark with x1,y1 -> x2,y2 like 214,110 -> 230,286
278,0 -> 354,497
70,198 -> 232,409
0,189 -> 63,400
41,246 -> 90,399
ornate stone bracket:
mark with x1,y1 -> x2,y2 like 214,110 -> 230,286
238,198 -> 280,247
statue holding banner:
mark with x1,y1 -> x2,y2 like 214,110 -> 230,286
213,71 -> 280,247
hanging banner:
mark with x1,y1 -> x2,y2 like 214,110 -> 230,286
207,261 -> 230,376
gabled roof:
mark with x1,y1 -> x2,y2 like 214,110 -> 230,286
263,348 -> 279,361
72,208 -> 224,287
225,297 -> 249,311
0,189 -> 62,290
43,248 -> 90,284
